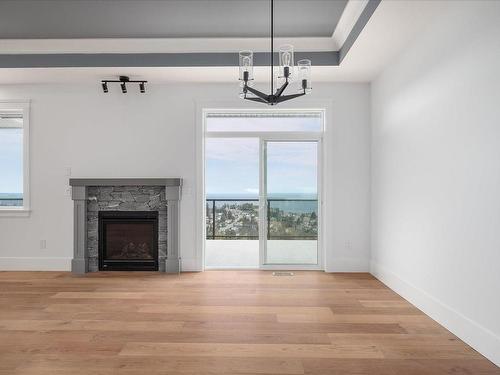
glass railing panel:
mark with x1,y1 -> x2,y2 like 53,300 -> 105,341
267,199 -> 318,240
206,201 -> 214,239
0,195 -> 23,207
266,198 -> 318,265
206,199 -> 259,239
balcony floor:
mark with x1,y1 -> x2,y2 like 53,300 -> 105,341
205,239 -> 317,268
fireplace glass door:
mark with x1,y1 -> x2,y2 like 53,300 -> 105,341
99,211 -> 158,271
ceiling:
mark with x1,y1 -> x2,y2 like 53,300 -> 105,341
0,0 -> 347,39
0,0 -> 448,84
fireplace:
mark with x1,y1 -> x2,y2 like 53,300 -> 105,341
69,178 -> 182,274
98,211 -> 159,271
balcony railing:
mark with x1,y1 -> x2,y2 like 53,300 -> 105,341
0,197 -> 23,206
206,198 -> 318,240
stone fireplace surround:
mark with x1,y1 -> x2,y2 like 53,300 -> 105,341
89,186 -> 165,272
69,178 -> 182,274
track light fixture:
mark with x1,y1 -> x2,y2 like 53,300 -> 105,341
101,76 -> 147,94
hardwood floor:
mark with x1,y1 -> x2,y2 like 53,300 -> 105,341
0,271 -> 498,374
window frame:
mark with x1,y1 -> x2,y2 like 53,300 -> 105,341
0,100 -> 30,216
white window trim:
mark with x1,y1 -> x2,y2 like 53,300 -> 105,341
0,100 -> 31,217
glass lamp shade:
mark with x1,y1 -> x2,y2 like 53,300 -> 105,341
279,44 -> 294,79
239,50 -> 254,86
297,59 -> 312,93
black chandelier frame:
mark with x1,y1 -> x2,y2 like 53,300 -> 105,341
240,0 -> 309,105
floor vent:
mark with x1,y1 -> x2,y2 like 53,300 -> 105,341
272,271 -> 294,276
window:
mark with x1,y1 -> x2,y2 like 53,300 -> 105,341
206,111 -> 323,132
0,101 -> 30,214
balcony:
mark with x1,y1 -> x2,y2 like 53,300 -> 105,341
205,198 -> 318,268
0,197 -> 23,207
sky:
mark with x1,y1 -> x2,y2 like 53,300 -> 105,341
205,117 -> 320,198
0,128 -> 23,195
205,138 -> 317,198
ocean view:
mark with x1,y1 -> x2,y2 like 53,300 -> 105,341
206,193 -> 317,215
206,193 -> 317,200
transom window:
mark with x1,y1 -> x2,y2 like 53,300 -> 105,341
206,111 -> 323,132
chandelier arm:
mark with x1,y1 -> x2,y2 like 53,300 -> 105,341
274,80 -> 289,98
245,85 -> 270,101
244,97 -> 268,104
276,92 -> 306,103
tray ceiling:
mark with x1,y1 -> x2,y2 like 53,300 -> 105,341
0,0 -> 348,39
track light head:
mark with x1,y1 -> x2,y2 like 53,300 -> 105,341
119,75 -> 129,93
101,82 -> 108,93
139,82 -> 145,93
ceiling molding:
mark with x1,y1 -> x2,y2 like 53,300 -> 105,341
0,37 -> 336,54
339,0 -> 381,63
0,51 -> 339,69
332,0 -> 370,49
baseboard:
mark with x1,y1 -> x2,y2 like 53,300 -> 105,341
325,257 -> 370,272
205,266 -> 260,270
180,257 -> 201,272
370,261 -> 500,367
0,257 -> 72,271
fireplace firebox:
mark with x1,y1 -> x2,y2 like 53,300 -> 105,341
98,211 -> 159,271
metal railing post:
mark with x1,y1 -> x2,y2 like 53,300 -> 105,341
212,200 -> 216,240
267,199 -> 271,240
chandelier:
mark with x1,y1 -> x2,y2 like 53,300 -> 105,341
238,0 -> 312,105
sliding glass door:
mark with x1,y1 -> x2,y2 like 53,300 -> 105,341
204,111 -> 323,270
261,141 -> 319,266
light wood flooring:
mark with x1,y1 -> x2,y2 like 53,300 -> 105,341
0,271 -> 498,374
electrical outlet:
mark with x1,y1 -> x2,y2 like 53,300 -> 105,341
345,240 -> 352,250
64,167 -> 72,177
40,240 -> 47,249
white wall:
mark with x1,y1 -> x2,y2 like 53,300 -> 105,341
0,82 -> 371,272
371,1 -> 500,366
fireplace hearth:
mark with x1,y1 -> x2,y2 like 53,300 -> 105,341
99,211 -> 159,271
